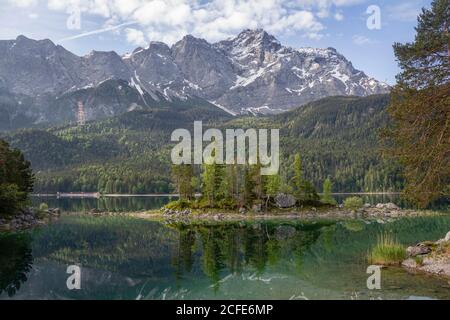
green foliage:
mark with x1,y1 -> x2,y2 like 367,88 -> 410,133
264,174 -> 281,198
241,165 -> 255,206
0,139 -> 34,216
342,220 -> 365,232
368,232 -> 407,265
274,95 -> 402,193
292,153 -> 304,201
164,199 -> 192,211
343,196 -> 364,209
290,153 -> 319,203
215,198 -> 238,210
0,233 -> 33,297
39,202 -> 49,211
201,161 -> 218,206
2,94 -> 405,197
0,184 -> 24,216
261,175 -> 281,210
385,0 -> 450,207
321,178 -> 336,205
171,165 -> 194,200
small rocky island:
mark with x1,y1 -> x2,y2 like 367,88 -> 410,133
157,201 -> 440,221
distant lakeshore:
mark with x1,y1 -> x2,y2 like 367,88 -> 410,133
31,192 -> 402,198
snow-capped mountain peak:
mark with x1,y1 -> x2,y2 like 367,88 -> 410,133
0,29 -> 389,117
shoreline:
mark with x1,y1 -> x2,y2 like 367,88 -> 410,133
69,203 -> 448,223
402,232 -> 450,279
30,192 -> 403,198
0,207 -> 61,232
2,203 -> 448,232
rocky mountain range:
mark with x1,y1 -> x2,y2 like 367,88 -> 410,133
0,29 -> 389,130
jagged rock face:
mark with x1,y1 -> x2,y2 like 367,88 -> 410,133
210,29 -> 389,113
82,50 -> 130,87
0,36 -> 84,96
0,36 -> 129,97
172,35 -> 235,99
125,42 -> 181,85
0,29 -> 390,128
215,29 -> 283,70
123,42 -> 192,102
126,29 -> 389,114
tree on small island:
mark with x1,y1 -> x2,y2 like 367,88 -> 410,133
168,152 -> 326,212
321,178 -> 337,205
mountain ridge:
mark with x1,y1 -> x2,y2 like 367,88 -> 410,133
0,29 -> 390,130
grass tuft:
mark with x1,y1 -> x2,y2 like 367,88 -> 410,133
368,232 -> 406,265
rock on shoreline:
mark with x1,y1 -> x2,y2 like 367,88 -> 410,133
0,207 -> 61,232
292,202 -> 435,221
402,231 -> 450,279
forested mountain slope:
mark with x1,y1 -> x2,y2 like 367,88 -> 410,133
2,94 -> 402,193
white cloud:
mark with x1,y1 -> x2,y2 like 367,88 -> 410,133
8,0 -> 38,7
124,27 -> 146,46
352,34 -> 376,46
7,0 -> 367,45
334,12 -> 344,21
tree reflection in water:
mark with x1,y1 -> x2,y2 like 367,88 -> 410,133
0,233 -> 33,297
2,216 -> 450,299
168,221 -> 327,289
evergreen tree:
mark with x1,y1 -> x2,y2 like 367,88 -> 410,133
385,0 -> 449,206
171,164 -> 194,200
292,153 -> 305,202
241,165 -> 255,206
264,174 -> 281,210
291,152 -> 319,203
303,181 -> 320,202
0,139 -> 34,216
202,162 -> 215,206
250,161 -> 263,201
321,178 -> 336,205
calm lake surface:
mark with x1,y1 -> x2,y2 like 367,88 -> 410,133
1,215 -> 450,300
1,195 -> 449,300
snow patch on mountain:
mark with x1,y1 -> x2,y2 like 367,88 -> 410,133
0,30 -> 390,117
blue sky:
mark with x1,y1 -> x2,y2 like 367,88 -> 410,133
0,0 -> 432,84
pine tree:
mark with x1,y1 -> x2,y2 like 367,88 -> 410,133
385,0 -> 449,207
171,164 -> 194,200
264,174 -> 281,210
0,139 -> 34,216
321,178 -> 336,205
292,153 -> 305,202
241,165 -> 255,206
202,161 -> 216,207
290,152 -> 319,203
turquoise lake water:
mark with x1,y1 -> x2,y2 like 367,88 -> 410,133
1,214 -> 450,300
